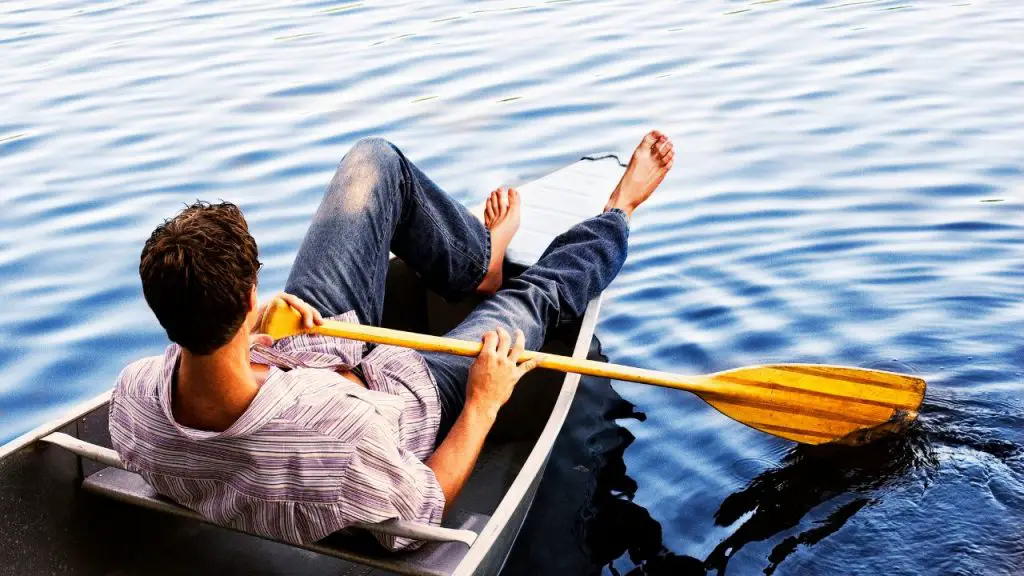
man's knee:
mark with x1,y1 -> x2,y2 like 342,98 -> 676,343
348,137 -> 398,162
334,137 -> 400,215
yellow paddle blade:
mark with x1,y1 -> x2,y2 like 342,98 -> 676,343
691,364 -> 926,445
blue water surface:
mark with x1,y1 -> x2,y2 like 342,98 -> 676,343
2,1 -> 1023,574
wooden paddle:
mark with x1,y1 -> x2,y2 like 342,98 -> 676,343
260,300 -> 925,445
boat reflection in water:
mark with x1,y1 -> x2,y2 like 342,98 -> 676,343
501,341 -> 1021,575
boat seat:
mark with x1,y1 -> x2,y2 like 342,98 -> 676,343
83,467 -> 488,576
41,433 -> 489,576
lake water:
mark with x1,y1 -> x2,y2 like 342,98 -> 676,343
2,0 -> 1023,574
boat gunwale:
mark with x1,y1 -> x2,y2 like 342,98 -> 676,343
0,388 -> 112,462
452,293 -> 604,576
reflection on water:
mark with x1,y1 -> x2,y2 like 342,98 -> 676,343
705,424 -> 937,575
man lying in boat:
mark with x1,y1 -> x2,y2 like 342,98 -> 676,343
109,131 -> 674,551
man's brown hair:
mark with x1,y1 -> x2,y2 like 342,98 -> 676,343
140,201 -> 260,355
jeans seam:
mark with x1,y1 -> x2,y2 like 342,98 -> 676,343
366,187 -> 397,321
411,192 -> 489,297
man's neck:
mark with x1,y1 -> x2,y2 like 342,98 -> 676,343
174,329 -> 259,432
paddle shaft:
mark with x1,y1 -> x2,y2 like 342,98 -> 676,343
269,310 -> 926,445
309,319 -> 712,393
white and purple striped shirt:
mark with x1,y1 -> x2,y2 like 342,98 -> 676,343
108,311 -> 444,551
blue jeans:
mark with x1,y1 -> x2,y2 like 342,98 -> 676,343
285,138 -> 630,440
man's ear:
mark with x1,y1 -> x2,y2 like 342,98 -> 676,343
249,285 -> 258,313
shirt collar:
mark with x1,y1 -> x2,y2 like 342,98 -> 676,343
158,343 -> 291,441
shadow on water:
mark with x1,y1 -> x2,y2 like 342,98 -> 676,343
503,338 -> 1023,576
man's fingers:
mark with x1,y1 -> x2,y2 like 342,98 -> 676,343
480,331 -> 498,355
299,304 -> 314,329
280,294 -> 309,328
517,358 -> 539,375
495,326 -> 511,357
278,292 -> 322,329
508,328 -> 525,362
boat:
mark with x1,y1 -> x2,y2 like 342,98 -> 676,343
0,155 -> 626,575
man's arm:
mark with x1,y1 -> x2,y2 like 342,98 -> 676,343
426,327 -> 537,510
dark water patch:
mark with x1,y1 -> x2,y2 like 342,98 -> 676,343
508,102 -> 612,122
680,209 -> 805,228
457,78 -> 542,103
848,66 -> 893,78
839,161 -> 946,177
913,183 -> 998,198
982,165 -> 1022,178
0,345 -> 20,372
735,331 -> 791,354
861,272 -> 941,285
270,81 -> 342,98
932,220 -> 1018,233
661,341 -> 716,374
0,31 -> 54,46
946,366 -> 1017,387
270,161 -> 338,181
10,314 -> 78,338
808,124 -> 853,136
735,283 -> 771,298
0,133 -> 41,155
77,4 -> 124,18
107,131 -> 158,148
933,293 -> 1017,317
682,304 -> 735,326
718,98 -> 764,112
796,89 -> 840,101
222,149 -> 277,168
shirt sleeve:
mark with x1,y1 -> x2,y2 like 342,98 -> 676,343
339,418 -> 446,551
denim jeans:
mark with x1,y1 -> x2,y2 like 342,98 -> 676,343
285,137 -> 630,440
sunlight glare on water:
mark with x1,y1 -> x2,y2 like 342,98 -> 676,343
2,0 -> 1024,574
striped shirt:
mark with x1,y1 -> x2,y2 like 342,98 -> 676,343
108,311 -> 444,551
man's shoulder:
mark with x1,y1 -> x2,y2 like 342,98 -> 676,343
113,353 -> 166,398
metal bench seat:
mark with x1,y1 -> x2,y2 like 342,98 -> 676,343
42,432 -> 489,576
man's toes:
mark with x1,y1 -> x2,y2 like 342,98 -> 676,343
641,131 -> 659,149
498,187 -> 509,214
663,149 -> 675,166
655,140 -> 672,158
508,187 -> 520,209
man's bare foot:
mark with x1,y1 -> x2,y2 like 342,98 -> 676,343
477,187 -> 521,293
604,130 -> 674,218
